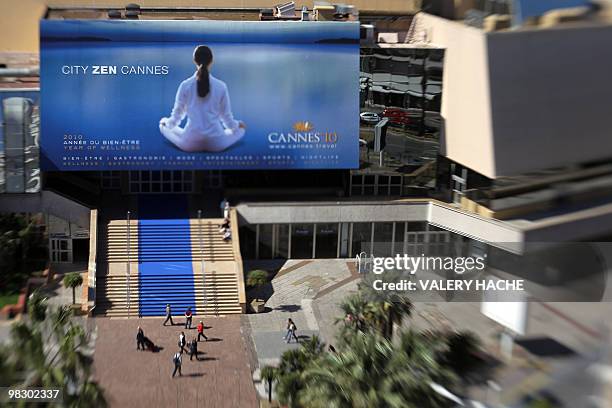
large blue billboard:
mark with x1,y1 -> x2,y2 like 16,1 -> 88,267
40,20 -> 359,171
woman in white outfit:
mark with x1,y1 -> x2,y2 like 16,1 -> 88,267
159,45 -> 246,152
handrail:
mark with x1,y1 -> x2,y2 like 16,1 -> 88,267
126,210 -> 131,318
198,210 -> 205,311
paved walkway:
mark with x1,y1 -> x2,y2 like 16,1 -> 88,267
94,316 -> 258,408
246,260 -> 354,367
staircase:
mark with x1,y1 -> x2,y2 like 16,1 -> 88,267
95,216 -> 243,317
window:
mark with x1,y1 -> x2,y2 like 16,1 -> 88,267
239,225 -> 256,260
128,171 -> 194,194
258,224 -> 274,259
291,224 -> 314,259
50,238 -> 71,263
373,222 -> 394,256
351,222 -> 372,257
350,174 -> 403,196
100,171 -> 121,190
274,224 -> 290,259
315,223 -> 339,259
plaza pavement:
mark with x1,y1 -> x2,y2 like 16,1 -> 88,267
246,259 -> 357,367
244,259 -> 612,405
94,316 -> 258,408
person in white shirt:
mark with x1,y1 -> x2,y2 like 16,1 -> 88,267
159,45 -> 246,152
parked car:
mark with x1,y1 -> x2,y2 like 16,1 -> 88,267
360,111 -> 380,124
381,108 -> 412,127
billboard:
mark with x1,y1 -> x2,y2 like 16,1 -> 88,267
40,20 -> 359,171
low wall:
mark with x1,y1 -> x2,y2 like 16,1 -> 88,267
230,207 -> 247,313
84,209 -> 97,315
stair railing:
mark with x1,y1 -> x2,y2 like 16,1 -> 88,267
126,210 -> 131,318
198,210 -> 205,311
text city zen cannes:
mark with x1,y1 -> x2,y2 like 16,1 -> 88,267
61,65 -> 169,75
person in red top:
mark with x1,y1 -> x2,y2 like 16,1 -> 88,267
184,307 -> 193,329
197,320 -> 208,341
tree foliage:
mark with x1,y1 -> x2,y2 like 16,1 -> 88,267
63,272 -> 84,305
246,269 -> 268,288
0,298 -> 107,407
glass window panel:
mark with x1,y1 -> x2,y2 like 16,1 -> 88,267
315,223 -> 338,259
258,224 -> 273,259
239,225 -> 256,259
394,222 -> 405,255
274,224 -> 290,259
373,222 -> 393,257
291,224 -> 314,259
351,223 -> 372,257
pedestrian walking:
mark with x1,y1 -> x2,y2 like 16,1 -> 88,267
184,307 -> 193,329
287,319 -> 298,344
172,352 -> 182,377
282,318 -> 292,341
136,327 -> 145,351
197,320 -> 208,341
178,331 -> 187,354
282,318 -> 299,343
163,304 -> 173,326
189,338 -> 198,361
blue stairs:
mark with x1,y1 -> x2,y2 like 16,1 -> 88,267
137,196 -> 196,317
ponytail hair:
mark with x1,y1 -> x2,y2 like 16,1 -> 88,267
193,45 -> 213,98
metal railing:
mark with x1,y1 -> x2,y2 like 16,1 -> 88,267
126,210 -> 131,318
198,210 -> 205,312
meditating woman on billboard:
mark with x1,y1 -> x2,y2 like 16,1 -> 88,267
159,45 -> 246,152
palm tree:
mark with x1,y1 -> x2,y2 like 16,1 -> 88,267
359,276 -> 413,340
28,289 -> 47,322
301,333 -> 399,408
0,302 -> 107,407
440,330 -> 483,383
274,336 -> 326,407
336,292 -> 372,335
338,286 -> 413,341
260,366 -> 278,403
63,272 -> 83,305
300,331 -> 458,408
